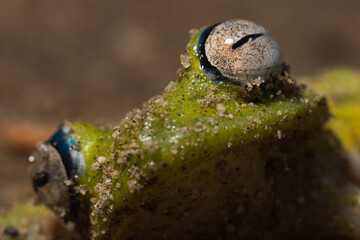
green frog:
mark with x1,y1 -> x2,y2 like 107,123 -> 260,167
23,20 -> 360,239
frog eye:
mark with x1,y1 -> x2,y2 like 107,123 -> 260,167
198,19 -> 284,84
29,125 -> 85,221
29,143 -> 71,218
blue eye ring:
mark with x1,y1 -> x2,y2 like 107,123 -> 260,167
47,125 -> 86,179
197,23 -> 226,83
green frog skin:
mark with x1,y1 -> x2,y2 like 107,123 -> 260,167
28,20 -> 360,240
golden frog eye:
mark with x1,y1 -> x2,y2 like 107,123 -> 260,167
198,19 -> 284,84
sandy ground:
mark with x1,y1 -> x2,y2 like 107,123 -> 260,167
0,0 -> 360,212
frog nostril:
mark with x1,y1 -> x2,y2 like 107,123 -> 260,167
232,33 -> 264,50
32,171 -> 49,191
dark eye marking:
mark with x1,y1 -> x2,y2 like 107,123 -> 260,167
32,171 -> 49,191
232,33 -> 264,50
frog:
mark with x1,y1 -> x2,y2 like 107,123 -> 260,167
25,19 -> 360,239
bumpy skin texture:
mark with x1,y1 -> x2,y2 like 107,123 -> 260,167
16,21 -> 360,239
63,28 -> 356,239
1,70 -> 360,240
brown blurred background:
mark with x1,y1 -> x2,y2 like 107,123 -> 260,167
0,0 -> 359,212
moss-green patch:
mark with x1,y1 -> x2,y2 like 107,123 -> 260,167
303,69 -> 360,154
0,202 -> 54,239
69,27 -> 331,239
0,201 -> 50,227
0,201 -> 82,239
72,121 -> 113,183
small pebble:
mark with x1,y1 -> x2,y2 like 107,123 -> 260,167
4,226 -> 19,238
